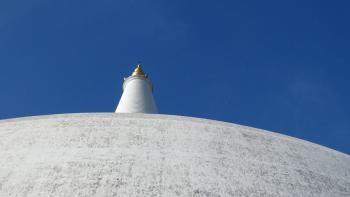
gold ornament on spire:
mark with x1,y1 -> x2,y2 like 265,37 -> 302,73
131,64 -> 146,77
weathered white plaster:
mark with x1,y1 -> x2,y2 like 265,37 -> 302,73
0,113 -> 349,197
116,75 -> 158,114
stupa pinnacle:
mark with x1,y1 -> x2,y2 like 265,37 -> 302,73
115,64 -> 158,113
131,64 -> 146,76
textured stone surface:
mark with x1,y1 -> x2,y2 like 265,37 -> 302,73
0,113 -> 349,197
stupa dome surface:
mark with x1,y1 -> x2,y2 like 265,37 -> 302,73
0,113 -> 349,196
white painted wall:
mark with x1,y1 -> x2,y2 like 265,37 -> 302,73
116,76 -> 158,113
0,113 -> 349,197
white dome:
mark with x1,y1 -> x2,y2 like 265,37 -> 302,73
0,113 -> 349,196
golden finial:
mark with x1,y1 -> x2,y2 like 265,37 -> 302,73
131,64 -> 146,76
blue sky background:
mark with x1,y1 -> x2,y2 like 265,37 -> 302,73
0,0 -> 349,154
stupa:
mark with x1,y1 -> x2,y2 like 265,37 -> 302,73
0,65 -> 349,197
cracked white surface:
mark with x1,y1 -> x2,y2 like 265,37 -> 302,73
0,113 -> 349,197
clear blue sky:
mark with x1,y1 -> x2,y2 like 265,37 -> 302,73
0,0 -> 349,154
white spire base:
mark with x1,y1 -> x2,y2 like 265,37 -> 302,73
115,75 -> 158,114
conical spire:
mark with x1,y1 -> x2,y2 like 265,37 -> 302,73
131,64 -> 146,77
115,64 -> 158,114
